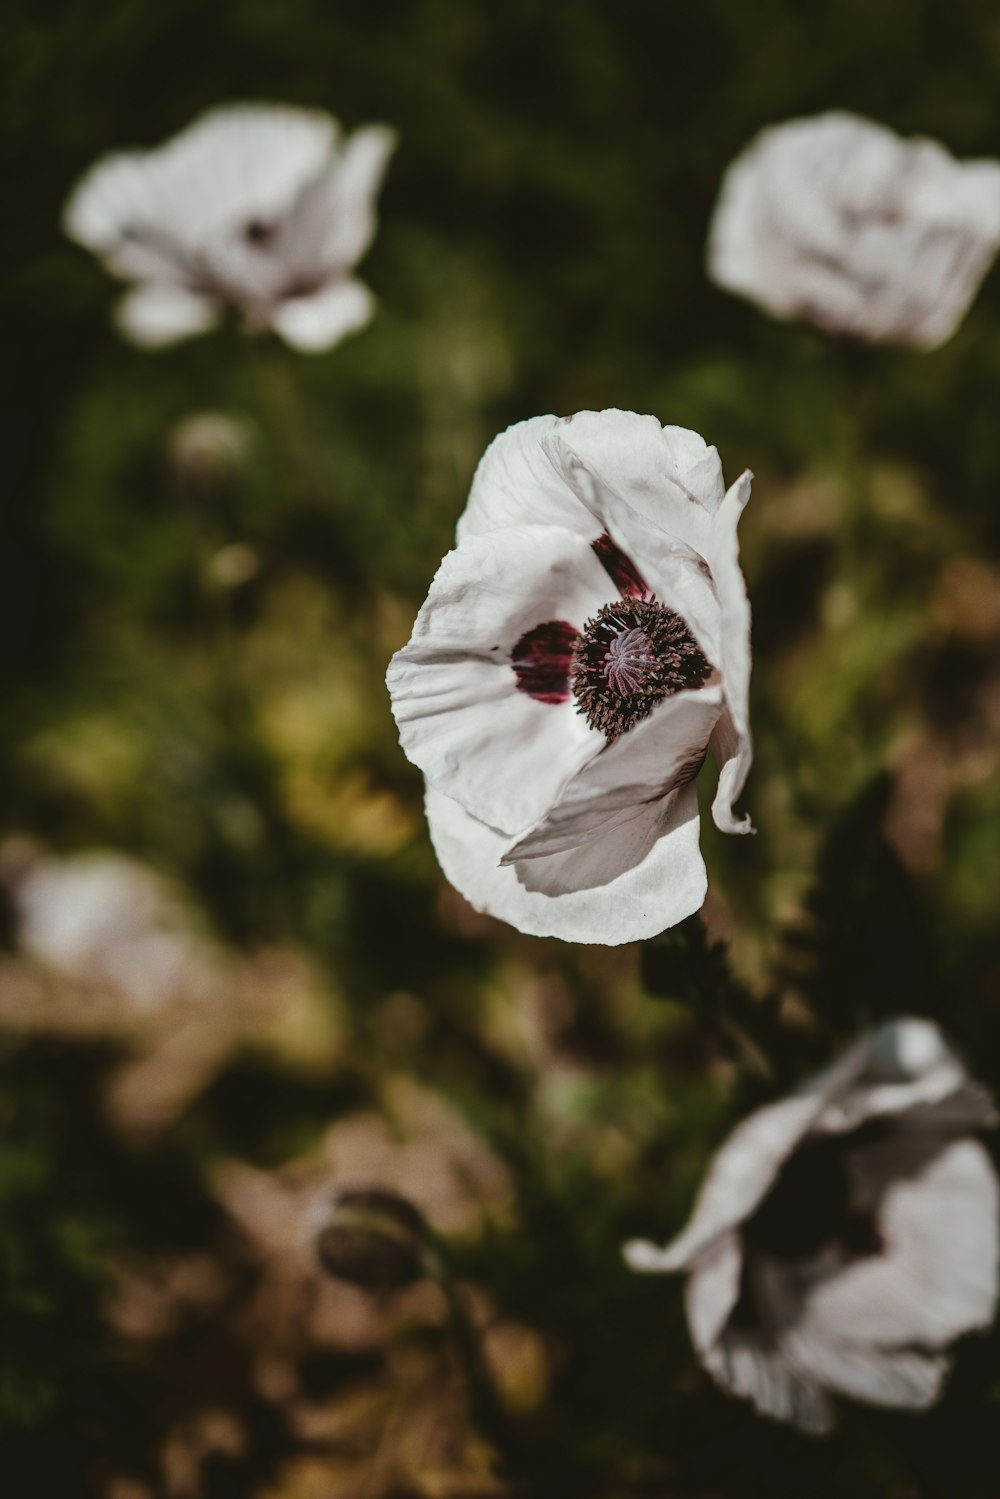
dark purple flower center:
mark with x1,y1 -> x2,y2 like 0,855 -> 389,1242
571,597 -> 711,738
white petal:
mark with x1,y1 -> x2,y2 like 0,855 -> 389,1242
706,1332 -> 836,1434
641,1093 -> 839,1273
545,438 -> 727,663
708,471 -> 754,835
425,781 -> 706,944
64,104 -> 338,304
457,416 -> 591,542
269,277 -> 375,352
709,110 -> 1000,350
503,684 -> 723,863
683,1232 -> 744,1354
782,1332 -> 947,1413
803,1138 -> 999,1355
813,1017 -> 986,1135
387,527 -> 608,836
545,409 -> 727,551
115,283 -> 220,347
321,125 -> 398,269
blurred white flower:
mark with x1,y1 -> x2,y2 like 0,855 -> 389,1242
625,1018 -> 999,1433
709,111 -> 1000,349
386,410 -> 753,945
2,843 -> 216,1009
169,411 -> 256,487
64,103 -> 396,351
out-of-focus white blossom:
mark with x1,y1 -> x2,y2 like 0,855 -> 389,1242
709,111 -> 1000,349
387,410 -> 753,945
626,1018 -> 999,1433
1,843 -> 218,1009
64,104 -> 396,351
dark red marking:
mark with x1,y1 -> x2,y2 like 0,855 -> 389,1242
592,532 -> 648,598
510,620 -> 579,703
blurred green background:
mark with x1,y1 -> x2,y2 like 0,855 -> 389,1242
4,1 -> 1000,1494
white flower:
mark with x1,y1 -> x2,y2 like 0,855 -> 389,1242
709,111 -> 1000,349
63,103 -> 396,351
625,1018 -> 1000,1433
1,843 -> 217,1009
386,410 -> 753,945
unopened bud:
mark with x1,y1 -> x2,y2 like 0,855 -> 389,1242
316,1188 -> 430,1293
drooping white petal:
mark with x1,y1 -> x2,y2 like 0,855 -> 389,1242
115,283 -> 220,347
708,471 -> 754,835
268,277 -> 374,351
638,1091 -> 840,1274
387,527 -> 609,836
459,411 -> 731,560
425,780 -> 706,945
503,684 -> 723,863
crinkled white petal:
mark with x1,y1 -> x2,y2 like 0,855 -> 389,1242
709,109 -> 1000,349
388,527 -> 608,836
803,1138 -> 999,1356
268,277 -> 374,351
504,684 -> 723,863
457,415 -> 590,542
544,410 -> 727,554
115,283 -> 220,347
425,780 -> 706,944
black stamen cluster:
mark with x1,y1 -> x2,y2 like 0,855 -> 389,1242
571,598 -> 712,739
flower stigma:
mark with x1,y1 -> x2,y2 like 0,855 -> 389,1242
571,597 -> 712,738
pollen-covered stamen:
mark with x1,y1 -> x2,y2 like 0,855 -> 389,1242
604,627 -> 658,695
572,597 -> 712,739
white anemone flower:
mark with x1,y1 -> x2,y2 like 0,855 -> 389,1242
626,1018 -> 1000,1433
386,410 -> 753,945
709,111 -> 1000,349
63,103 -> 396,351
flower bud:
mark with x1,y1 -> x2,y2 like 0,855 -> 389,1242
316,1188 -> 430,1293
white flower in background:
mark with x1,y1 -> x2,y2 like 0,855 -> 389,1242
1,843 -> 216,1009
63,103 -> 396,351
386,410 -> 753,945
625,1018 -> 999,1433
709,111 -> 1000,349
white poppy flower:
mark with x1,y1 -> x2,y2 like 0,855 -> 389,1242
386,410 -> 753,945
709,111 -> 1000,349
63,103 -> 396,351
625,1018 -> 1000,1433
